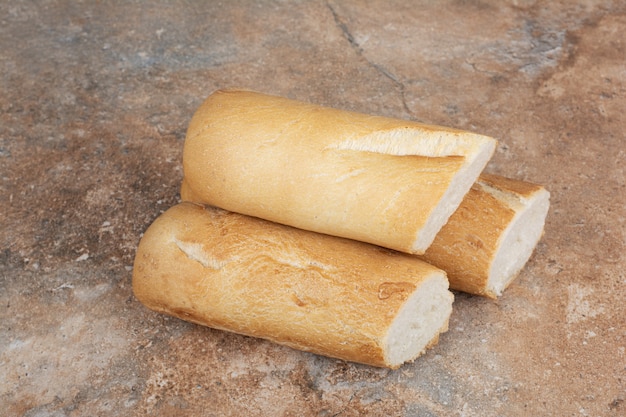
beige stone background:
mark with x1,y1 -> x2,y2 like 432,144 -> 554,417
1,1 -> 624,416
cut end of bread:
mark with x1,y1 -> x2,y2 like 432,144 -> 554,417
486,184 -> 550,297
412,135 -> 496,253
332,128 -> 497,254
384,272 -> 453,368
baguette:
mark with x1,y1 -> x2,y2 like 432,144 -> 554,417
419,174 -> 550,298
132,202 -> 453,369
182,89 -> 496,254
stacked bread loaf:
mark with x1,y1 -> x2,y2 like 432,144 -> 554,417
133,89 -> 549,368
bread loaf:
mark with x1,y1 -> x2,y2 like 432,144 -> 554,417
419,174 -> 550,298
132,202 -> 454,368
182,89 -> 496,254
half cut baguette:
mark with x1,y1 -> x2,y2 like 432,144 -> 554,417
132,202 -> 454,369
182,89 -> 496,254
419,174 -> 550,298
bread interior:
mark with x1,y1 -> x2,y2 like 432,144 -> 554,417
383,273 -> 453,367
487,186 -> 550,296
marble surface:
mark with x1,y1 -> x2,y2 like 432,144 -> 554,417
1,1 -> 624,416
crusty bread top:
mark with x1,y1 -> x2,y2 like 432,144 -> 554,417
182,89 -> 497,254
478,173 -> 547,198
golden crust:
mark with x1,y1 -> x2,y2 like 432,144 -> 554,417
133,202 -> 452,368
478,173 -> 545,197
